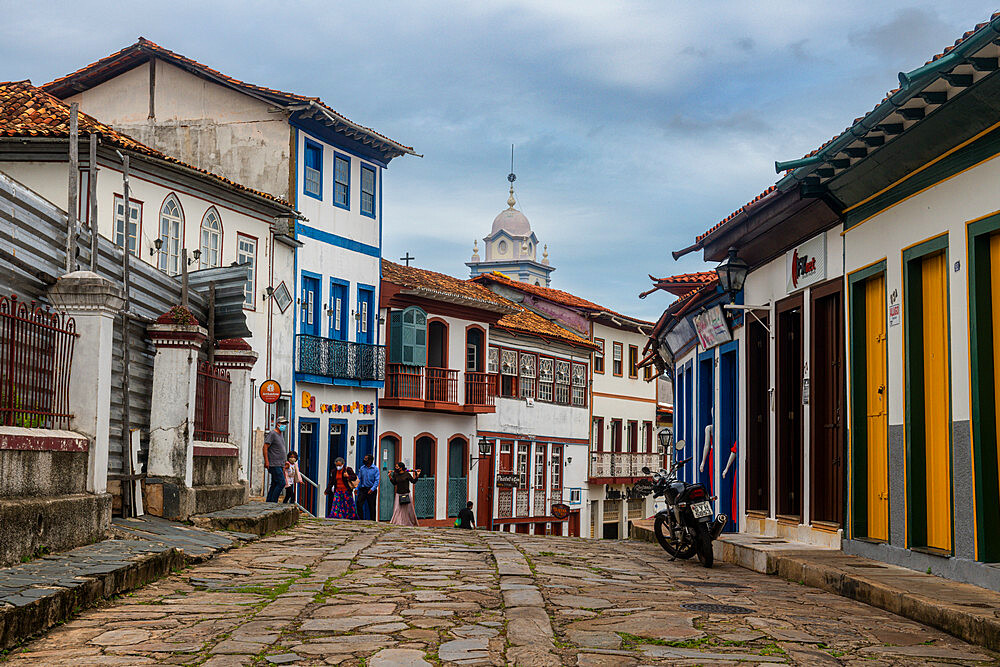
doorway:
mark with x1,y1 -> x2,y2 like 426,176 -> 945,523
810,280 -> 845,526
476,442 -> 494,529
776,296 -> 803,520
746,314 -> 770,514
904,241 -> 952,553
448,437 -> 468,517
719,343 -> 738,532
697,351 -> 715,493
378,435 -> 398,521
297,418 -> 319,516
300,274 -> 321,337
326,419 -> 347,517
355,421 -> 374,471
414,435 -> 436,519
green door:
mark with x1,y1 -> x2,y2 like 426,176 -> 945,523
378,437 -> 397,521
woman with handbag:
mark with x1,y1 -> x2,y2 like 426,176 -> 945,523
389,461 -> 420,526
324,457 -> 358,520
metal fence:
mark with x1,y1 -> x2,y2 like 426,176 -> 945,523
589,452 -> 662,479
0,294 -> 78,430
194,361 -> 231,442
296,334 -> 385,381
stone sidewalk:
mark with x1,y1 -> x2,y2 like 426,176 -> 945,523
3,520 -> 997,665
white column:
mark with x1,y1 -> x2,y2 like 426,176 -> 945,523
48,271 -> 124,495
214,342 -> 259,483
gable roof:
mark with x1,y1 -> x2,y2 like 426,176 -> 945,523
472,271 -> 652,329
42,37 -> 416,162
381,261 -> 595,350
0,80 -> 293,210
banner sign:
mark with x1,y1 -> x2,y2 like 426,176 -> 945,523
496,473 -> 519,488
551,503 -> 570,520
259,380 -> 281,404
786,234 -> 827,293
301,391 -> 374,415
693,305 -> 732,349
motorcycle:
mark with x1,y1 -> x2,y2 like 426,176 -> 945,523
642,439 -> 727,568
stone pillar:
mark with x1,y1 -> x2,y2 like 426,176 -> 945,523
146,322 -> 206,519
47,271 -> 124,495
214,340 -> 259,483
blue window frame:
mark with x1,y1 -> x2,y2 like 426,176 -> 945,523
334,154 -> 350,209
361,165 -> 376,218
303,140 -> 323,200
328,278 -> 349,341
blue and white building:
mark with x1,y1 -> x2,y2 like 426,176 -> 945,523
45,39 -> 417,511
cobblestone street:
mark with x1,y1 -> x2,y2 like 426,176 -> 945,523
3,521 -> 997,666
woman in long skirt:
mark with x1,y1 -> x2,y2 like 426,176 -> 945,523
325,457 -> 358,520
389,461 -> 420,526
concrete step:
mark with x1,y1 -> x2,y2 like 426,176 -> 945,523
630,519 -> 1000,651
190,500 -> 299,536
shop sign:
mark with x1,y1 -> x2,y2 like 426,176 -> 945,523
496,473 -> 519,488
693,305 -> 732,349
889,303 -> 901,327
259,379 -> 281,404
301,391 -> 374,414
786,235 -> 827,293
551,503 -> 570,520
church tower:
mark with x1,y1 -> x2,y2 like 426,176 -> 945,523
467,168 -> 554,287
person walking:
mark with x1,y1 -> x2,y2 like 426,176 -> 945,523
456,501 -> 475,529
389,461 -> 420,526
282,451 -> 302,504
263,417 -> 289,503
355,454 -> 379,521
325,457 -> 358,519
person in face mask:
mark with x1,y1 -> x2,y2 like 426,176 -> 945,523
324,456 -> 358,519
264,417 -> 289,503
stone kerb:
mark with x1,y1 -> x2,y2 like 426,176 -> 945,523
145,322 -> 206,520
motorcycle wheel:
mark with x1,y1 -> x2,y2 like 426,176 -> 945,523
694,523 -> 714,568
653,514 -> 696,559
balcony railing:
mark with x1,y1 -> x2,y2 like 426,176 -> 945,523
385,365 -> 498,407
296,334 -> 385,381
194,361 -> 231,442
0,294 -> 78,430
589,451 -> 662,479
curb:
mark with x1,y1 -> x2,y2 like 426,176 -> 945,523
630,522 -> 1000,652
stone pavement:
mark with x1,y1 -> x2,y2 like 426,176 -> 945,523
3,520 -> 998,666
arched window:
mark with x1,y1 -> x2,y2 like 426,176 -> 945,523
200,207 -> 222,269
389,306 -> 427,366
466,327 -> 484,372
158,195 -> 184,275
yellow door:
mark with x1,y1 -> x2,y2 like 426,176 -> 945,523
991,233 -> 1000,491
921,252 -> 951,551
865,275 -> 889,540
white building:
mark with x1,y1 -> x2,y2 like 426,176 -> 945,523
42,39 -> 416,513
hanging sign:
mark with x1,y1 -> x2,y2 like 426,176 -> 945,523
551,503 -> 570,520
693,305 -> 732,349
259,380 -> 281,404
496,473 -> 519,488
786,235 -> 827,293
301,391 -> 374,415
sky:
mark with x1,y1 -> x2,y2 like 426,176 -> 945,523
2,1 -> 997,320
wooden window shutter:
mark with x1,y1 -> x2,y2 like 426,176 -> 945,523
389,310 -> 403,363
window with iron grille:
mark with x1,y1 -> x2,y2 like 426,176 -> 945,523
571,363 -> 587,407
534,445 -> 545,488
517,442 -> 529,488
555,360 -> 571,405
593,338 -> 604,373
519,352 -> 536,399
488,346 -> 499,373
500,348 -> 517,397
612,342 -> 623,376
538,357 -> 554,402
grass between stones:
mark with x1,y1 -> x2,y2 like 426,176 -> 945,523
617,632 -> 787,657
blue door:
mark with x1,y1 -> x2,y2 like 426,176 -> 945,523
329,280 -> 348,341
719,344 -> 739,532
356,285 -> 374,344
326,419 -> 347,517
297,418 -> 319,516
356,420 -> 374,471
301,274 -> 321,337
697,351 -> 715,493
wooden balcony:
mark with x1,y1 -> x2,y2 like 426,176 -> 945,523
588,451 -> 662,484
383,364 -> 497,414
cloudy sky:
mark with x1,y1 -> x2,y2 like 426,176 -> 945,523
3,1 -> 996,319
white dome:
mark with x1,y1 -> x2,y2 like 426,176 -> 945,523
491,207 -> 532,237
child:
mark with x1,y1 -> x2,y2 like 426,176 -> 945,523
282,451 -> 302,504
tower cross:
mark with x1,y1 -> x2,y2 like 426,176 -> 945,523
400,252 -> 415,267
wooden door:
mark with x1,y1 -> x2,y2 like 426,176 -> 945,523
378,437 -> 398,521
746,316 -> 770,513
776,300 -> 803,519
811,283 -> 845,525
476,448 -> 494,529
864,276 -> 889,540
992,233 -> 1000,496
921,252 -> 951,551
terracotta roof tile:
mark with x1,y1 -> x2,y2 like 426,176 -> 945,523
695,184 -> 778,243
641,270 -> 717,298
42,38 -> 414,158
494,306 -> 597,350
472,271 -> 652,327
0,80 -> 292,209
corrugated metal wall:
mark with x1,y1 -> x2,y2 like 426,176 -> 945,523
0,171 -> 209,475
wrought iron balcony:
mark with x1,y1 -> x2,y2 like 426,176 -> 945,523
295,334 -> 385,381
589,451 -> 662,481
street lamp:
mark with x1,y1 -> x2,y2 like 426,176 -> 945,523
715,246 -> 749,302
656,427 -> 673,455
477,436 -> 492,458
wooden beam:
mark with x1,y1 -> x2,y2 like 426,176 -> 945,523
861,135 -> 885,147
830,158 -> 850,169
898,107 -> 925,121
969,57 -> 998,72
918,91 -> 947,105
942,72 -> 973,87
877,123 -> 904,135
816,167 -> 835,178
844,146 -> 868,158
